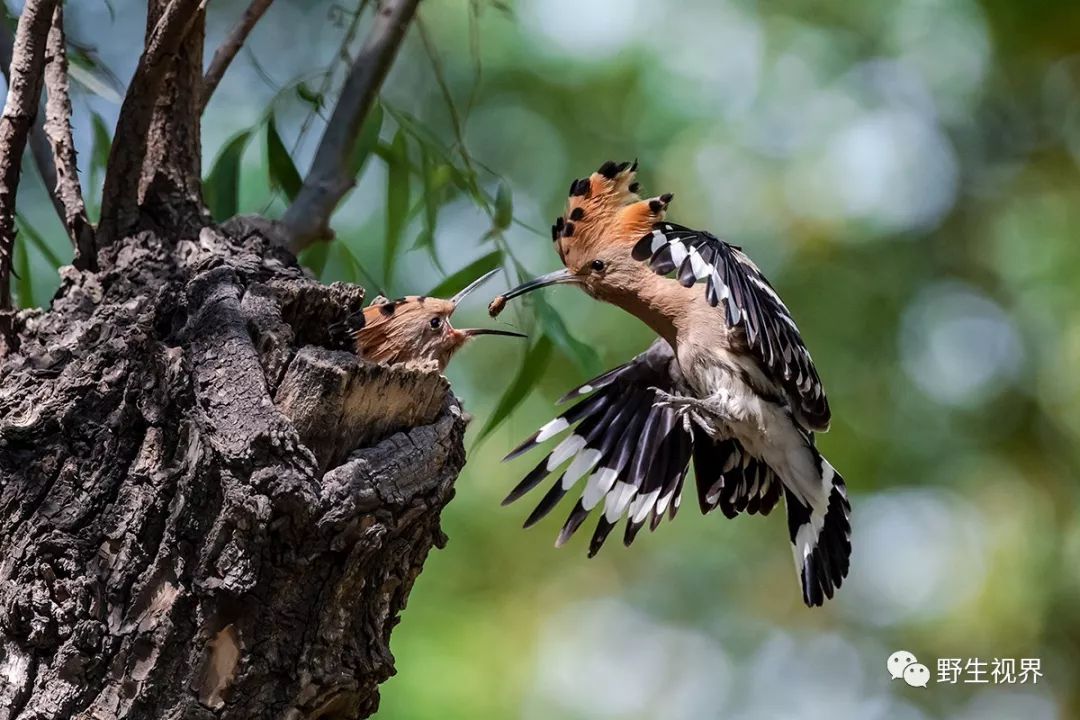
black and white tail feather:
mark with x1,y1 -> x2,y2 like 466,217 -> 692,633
628,220 -> 850,604
783,444 -> 851,606
503,340 -> 851,606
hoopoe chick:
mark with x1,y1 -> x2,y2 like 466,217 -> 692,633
351,269 -> 524,372
491,161 -> 851,607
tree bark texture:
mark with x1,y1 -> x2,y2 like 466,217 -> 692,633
0,221 -> 467,718
0,0 -> 58,309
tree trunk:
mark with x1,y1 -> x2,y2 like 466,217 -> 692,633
0,221 -> 467,719
0,5 -> 463,719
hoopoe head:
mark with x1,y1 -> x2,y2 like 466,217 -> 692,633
352,269 -> 524,371
494,160 -> 673,307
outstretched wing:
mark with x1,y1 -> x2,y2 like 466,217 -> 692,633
502,340 -> 695,555
632,223 -> 830,431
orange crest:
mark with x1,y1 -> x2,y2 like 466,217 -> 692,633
552,160 -> 673,272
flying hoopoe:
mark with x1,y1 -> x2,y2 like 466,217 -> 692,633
348,269 -> 524,372
489,161 -> 851,606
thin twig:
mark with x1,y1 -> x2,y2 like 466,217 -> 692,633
201,0 -> 275,111
97,0 -> 204,243
415,18 -> 485,212
0,8 -> 63,240
464,0 -> 482,122
281,0 -> 421,253
291,0 -> 369,157
0,0 -> 58,309
43,5 -> 95,268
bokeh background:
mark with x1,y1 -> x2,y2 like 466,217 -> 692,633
6,0 -> 1080,717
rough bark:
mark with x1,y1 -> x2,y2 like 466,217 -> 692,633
139,0 -> 206,231
98,0 -> 205,244
0,19 -> 63,237
0,0 -> 58,309
42,4 -> 95,269
1,2 -> 451,715
0,222 -> 467,718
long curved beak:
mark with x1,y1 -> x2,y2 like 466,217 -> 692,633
499,268 -> 581,303
458,328 -> 527,339
451,268 -> 501,306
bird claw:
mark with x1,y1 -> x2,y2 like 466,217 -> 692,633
650,388 -> 720,435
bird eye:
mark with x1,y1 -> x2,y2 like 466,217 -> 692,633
429,317 -> 443,330
591,259 -> 606,272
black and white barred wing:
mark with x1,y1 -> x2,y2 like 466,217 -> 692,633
631,223 -> 831,431
691,435 -> 783,519
502,340 -> 695,556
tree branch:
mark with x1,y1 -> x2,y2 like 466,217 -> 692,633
138,0 -> 207,231
0,14 -> 63,232
97,0 -> 204,244
281,0 -> 420,254
201,0 -> 275,112
42,4 -> 95,269
0,0 -> 58,309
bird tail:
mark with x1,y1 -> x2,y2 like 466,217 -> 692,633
782,448 -> 851,607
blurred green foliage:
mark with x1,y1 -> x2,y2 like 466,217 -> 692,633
6,0 -> 1080,717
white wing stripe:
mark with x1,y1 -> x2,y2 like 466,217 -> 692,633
630,489 -> 661,523
562,448 -> 602,489
536,417 -> 570,443
547,434 -> 586,470
604,481 -> 638,521
688,247 -> 711,279
669,240 -> 688,268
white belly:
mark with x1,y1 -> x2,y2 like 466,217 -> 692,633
677,344 -> 819,504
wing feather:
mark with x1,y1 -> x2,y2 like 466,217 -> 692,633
632,223 -> 831,430
503,340 -> 696,554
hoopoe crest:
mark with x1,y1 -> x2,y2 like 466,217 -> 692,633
490,161 -> 850,607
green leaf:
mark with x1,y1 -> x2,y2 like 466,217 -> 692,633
337,241 -> 385,293
204,130 -> 251,221
411,147 -> 445,271
13,229 -> 32,309
348,101 -> 383,178
266,116 -> 302,202
16,215 -> 62,269
493,180 -> 513,230
67,52 -> 123,103
476,335 -> 553,443
88,112 -> 111,219
91,112 -> 111,169
383,129 -> 410,284
426,251 -> 501,299
381,103 -> 474,190
298,241 -> 330,281
296,82 -> 324,111
533,295 -> 602,377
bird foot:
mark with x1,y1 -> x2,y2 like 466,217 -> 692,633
651,388 -> 719,435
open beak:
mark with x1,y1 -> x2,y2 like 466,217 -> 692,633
498,268 -> 581,303
451,268 -> 501,306
458,328 -> 527,339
